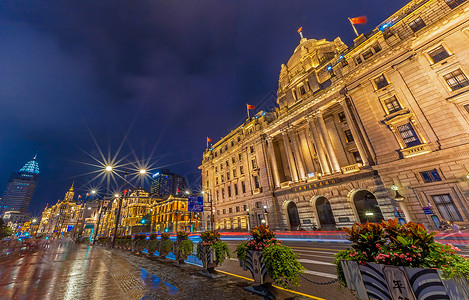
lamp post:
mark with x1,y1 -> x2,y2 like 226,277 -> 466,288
263,205 -> 269,226
32,218 -> 39,237
246,208 -> 251,231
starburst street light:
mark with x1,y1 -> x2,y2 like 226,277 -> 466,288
106,166 -> 113,172
139,169 -> 146,174
91,190 -> 96,194
114,193 -> 119,198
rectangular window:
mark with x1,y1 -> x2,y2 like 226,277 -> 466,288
216,177 -> 219,185
445,0 -> 467,9
253,176 -> 260,189
229,208 -> 232,213
373,43 -> 382,53
216,190 -> 219,200
374,74 -> 389,90
251,159 -> 257,169
384,96 -> 402,114
420,169 -> 442,183
432,194 -> 463,221
226,171 -> 230,180
362,49 -> 373,60
243,204 -> 247,211
223,209 -> 226,214
341,59 -> 348,67
238,153 -> 242,161
226,161 -> 229,167
227,186 -> 231,197
352,151 -> 363,164
233,168 -> 237,178
220,164 -> 223,170
355,56 -> 362,65
217,210 -> 220,215
234,183 -> 238,195
250,145 -> 254,153
221,175 -> 224,183
232,157 -> 235,164
215,166 -> 218,173
206,180 -> 209,188
338,112 -> 346,123
397,123 -> 421,148
409,17 -> 426,32
241,181 -> 246,193
428,45 -> 450,64
236,206 -> 240,212
240,166 -> 244,175
299,84 -> 306,95
222,188 -> 225,199
344,130 -> 354,143
443,69 -> 469,91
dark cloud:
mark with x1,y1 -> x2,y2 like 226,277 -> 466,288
0,0 -> 408,214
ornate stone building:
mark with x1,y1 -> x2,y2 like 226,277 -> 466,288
151,195 -> 201,233
200,0 -> 469,231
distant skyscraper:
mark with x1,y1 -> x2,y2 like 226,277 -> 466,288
150,169 -> 187,198
0,155 -> 39,216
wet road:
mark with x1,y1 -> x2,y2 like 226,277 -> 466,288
0,240 -> 179,300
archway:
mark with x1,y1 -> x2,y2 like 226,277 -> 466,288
287,202 -> 301,230
315,197 -> 336,230
353,190 -> 384,223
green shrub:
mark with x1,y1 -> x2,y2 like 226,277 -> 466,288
262,244 -> 305,288
160,239 -> 173,253
178,239 -> 194,256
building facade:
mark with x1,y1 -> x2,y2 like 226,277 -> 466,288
150,169 -> 187,197
1,155 -> 39,218
200,0 -> 469,231
151,195 -> 201,233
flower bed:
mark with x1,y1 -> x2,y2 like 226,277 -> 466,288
335,219 -> 469,299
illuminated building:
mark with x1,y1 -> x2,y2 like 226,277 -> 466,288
150,169 -> 187,197
38,184 -> 82,237
151,195 -> 201,233
0,155 -> 39,220
201,0 -> 469,231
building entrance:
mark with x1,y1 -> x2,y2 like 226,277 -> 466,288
287,202 -> 301,230
353,190 -> 384,223
315,197 -> 336,230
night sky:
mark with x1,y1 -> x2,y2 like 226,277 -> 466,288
0,1 -> 408,215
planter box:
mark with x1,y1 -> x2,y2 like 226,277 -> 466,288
341,261 -> 469,300
245,250 -> 271,285
174,244 -> 188,264
199,245 -> 217,270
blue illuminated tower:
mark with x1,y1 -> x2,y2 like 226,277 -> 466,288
0,155 -> 40,216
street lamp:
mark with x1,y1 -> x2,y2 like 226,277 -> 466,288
91,190 -> 96,194
246,208 -> 251,231
139,169 -> 146,174
105,166 -> 113,172
263,205 -> 269,226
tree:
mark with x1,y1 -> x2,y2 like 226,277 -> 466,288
0,218 -> 13,239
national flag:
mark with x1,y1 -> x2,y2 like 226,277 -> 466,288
349,16 -> 367,25
207,137 -> 212,143
86,193 -> 90,196
78,195 -> 82,199
176,187 -> 180,194
297,27 -> 302,33
246,104 -> 255,110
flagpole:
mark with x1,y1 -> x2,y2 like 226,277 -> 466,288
348,18 -> 359,37
247,104 -> 250,119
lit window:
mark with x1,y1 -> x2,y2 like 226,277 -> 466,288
445,0 -> 467,9
251,159 -> 257,169
374,75 -> 389,90
338,112 -> 346,123
432,194 -> 463,221
420,169 -> 442,183
384,96 -> 402,114
443,69 -> 469,91
362,49 -> 373,60
409,17 -> 426,32
397,123 -> 421,148
344,130 -> 354,143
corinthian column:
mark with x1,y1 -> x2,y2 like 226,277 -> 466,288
306,115 -> 331,175
289,130 -> 306,180
281,128 -> 299,182
338,98 -> 369,165
315,111 -> 341,173
267,136 -> 281,188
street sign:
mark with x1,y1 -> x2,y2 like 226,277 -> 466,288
84,224 -> 94,229
422,206 -> 433,215
188,196 -> 204,212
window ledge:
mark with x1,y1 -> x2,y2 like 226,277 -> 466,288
446,88 -> 469,104
400,144 -> 432,158
430,55 -> 456,70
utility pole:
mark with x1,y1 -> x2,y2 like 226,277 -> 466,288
112,172 -> 127,248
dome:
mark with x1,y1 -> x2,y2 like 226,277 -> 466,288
19,156 -> 39,174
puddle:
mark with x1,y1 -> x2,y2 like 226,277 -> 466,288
140,267 -> 178,299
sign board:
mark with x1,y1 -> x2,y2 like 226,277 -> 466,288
84,224 -> 94,229
67,225 -> 74,232
302,219 -> 311,224
338,217 -> 350,222
188,196 -> 204,212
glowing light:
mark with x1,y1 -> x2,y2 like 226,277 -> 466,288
365,212 -> 374,216
91,190 -> 96,194
32,219 -> 37,223
201,191 -> 205,195
139,169 -> 146,174
105,166 -> 113,172
88,207 -> 91,210
185,190 -> 190,195
327,65 -> 333,71
114,194 -> 119,198
391,184 -> 399,191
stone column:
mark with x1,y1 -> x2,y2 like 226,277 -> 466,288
282,128 -> 299,182
338,99 -> 369,166
289,129 -> 306,180
315,111 -> 341,173
306,115 -> 331,175
267,136 -> 281,188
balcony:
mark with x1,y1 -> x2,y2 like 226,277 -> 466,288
341,163 -> 362,174
400,144 -> 431,158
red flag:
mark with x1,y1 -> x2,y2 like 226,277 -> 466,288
349,16 -> 367,25
206,137 -> 212,142
246,104 -> 255,110
78,195 -> 82,198
176,187 -> 180,194
86,193 -> 90,196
